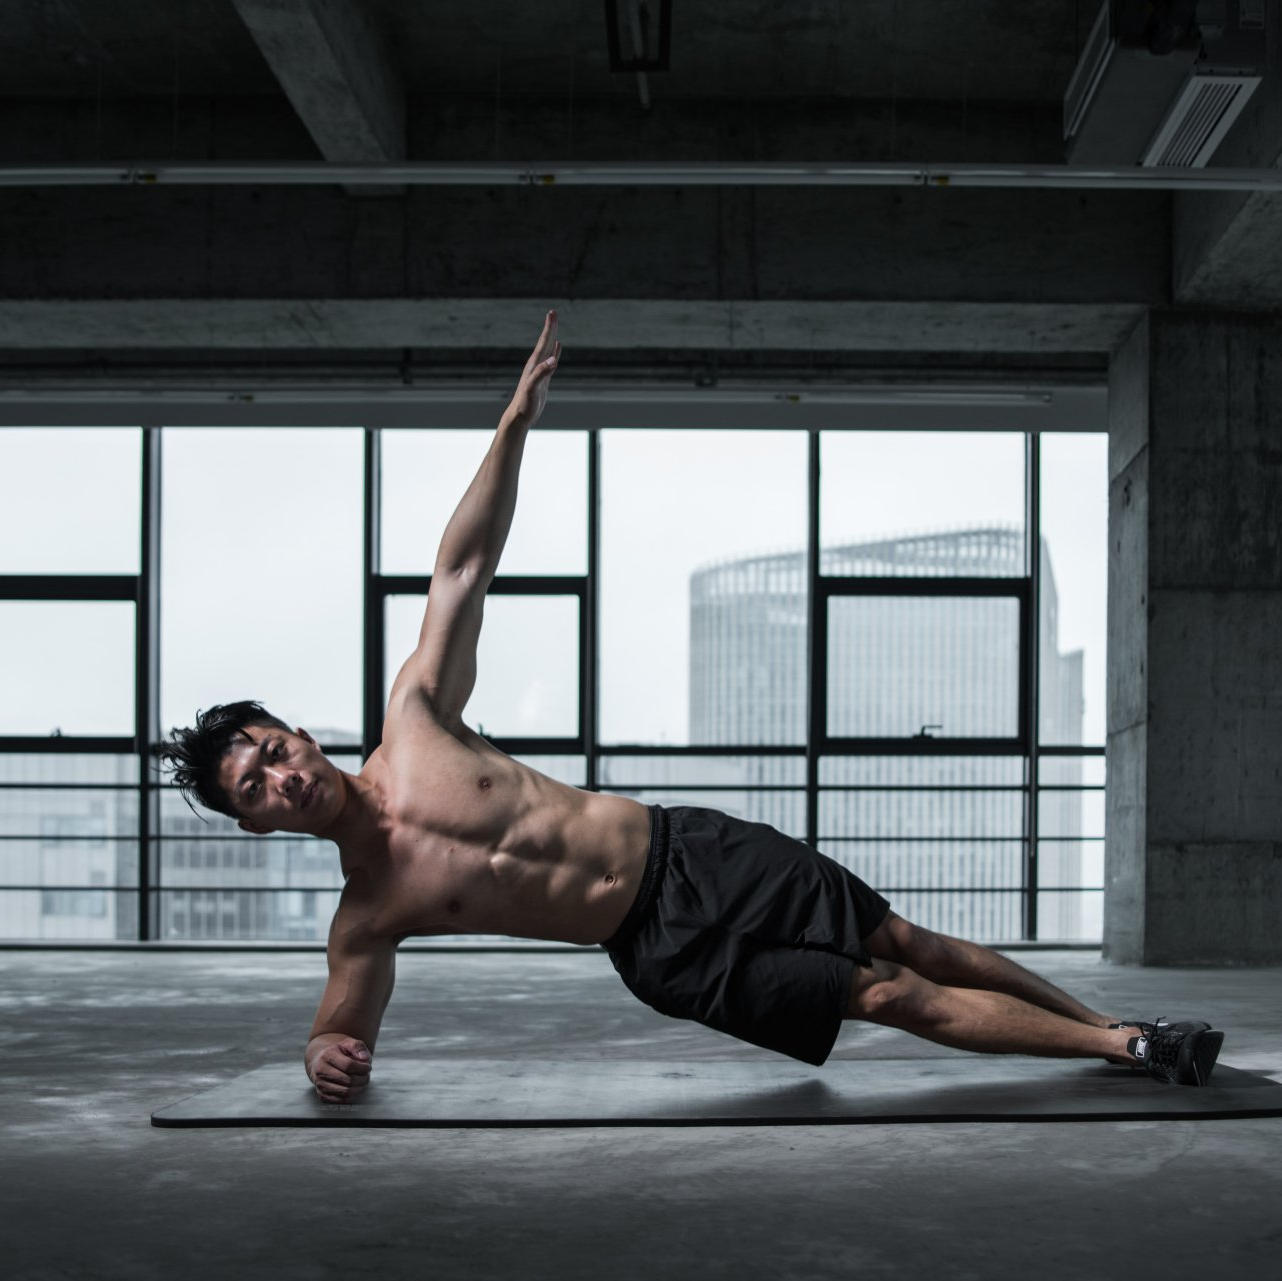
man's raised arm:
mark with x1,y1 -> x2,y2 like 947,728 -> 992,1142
433,310 -> 560,583
394,311 -> 561,724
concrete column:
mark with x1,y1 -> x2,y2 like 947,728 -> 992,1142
1105,310 -> 1282,964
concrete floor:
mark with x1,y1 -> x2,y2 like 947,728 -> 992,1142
5,947 -> 1281,1281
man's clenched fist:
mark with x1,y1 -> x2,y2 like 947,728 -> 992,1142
308,1037 -> 373,1104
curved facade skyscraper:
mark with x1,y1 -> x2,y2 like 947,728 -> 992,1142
688,527 -> 1085,941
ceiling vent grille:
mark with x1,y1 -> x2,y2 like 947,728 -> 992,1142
1142,74 -> 1261,167
1064,1 -> 1266,167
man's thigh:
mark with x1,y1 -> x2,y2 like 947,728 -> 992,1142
861,910 -> 951,972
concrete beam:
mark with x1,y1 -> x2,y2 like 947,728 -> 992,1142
0,180 -> 1171,311
0,298 -> 1147,355
1172,31 -> 1282,307
230,0 -> 405,192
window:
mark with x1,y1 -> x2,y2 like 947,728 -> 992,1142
0,601 -> 136,736
160,429 -> 363,739
381,430 -> 587,575
820,433 -> 1025,575
1039,434 -> 1107,746
0,429 -> 141,574
0,414 -> 1108,945
384,594 -> 580,739
600,430 -> 807,745
825,595 -> 1021,740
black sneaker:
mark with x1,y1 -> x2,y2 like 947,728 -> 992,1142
1128,1021 -> 1223,1086
1109,1017 -> 1169,1036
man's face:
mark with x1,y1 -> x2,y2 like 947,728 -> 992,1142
217,724 -> 344,836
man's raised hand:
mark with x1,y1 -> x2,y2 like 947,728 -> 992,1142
309,1037 -> 373,1104
504,310 -> 561,431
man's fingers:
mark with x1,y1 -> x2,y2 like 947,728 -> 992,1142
526,311 -> 558,368
315,1059 -> 371,1087
530,349 -> 559,383
315,1075 -> 370,1103
314,1067 -> 354,1087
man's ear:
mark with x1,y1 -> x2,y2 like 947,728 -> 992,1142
296,727 -> 316,745
238,818 -> 272,835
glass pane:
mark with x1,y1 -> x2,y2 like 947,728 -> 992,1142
157,834 -> 344,890
601,430 -> 808,745
511,755 -> 586,786
819,839 -> 1024,891
1040,434 -> 1107,745
1038,839 -> 1104,889
0,788 -> 139,837
820,756 -> 1024,786
826,596 -> 1019,738
599,755 -> 806,787
0,602 -> 135,735
160,429 -> 363,741
159,787 -> 317,839
158,888 -> 341,941
1038,789 -> 1104,839
870,886 -> 1023,942
820,433 -> 1025,576
380,430 -> 587,575
597,755 -> 803,832
385,594 -> 579,738
1036,889 -> 1102,942
0,888 -> 138,940
1038,755 -> 1105,786
0,839 -> 139,887
0,754 -> 139,784
819,791 -> 1023,840
0,428 -> 141,573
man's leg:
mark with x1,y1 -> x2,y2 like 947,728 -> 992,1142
846,956 -> 1133,1061
862,911 -> 1116,1029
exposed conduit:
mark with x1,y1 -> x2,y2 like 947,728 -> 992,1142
0,161 -> 1280,191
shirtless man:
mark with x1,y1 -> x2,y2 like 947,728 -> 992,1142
160,311 -> 1223,1100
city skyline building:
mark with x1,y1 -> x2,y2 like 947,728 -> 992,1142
687,526 -> 1087,940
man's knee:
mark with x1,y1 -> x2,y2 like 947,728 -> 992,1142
845,957 -> 919,1022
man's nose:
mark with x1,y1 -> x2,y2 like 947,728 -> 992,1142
268,767 -> 298,796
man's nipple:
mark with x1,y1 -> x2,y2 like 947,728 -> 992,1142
447,899 -> 462,915
478,776 -> 491,790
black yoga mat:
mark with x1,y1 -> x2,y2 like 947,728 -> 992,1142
151,1057 -> 1282,1128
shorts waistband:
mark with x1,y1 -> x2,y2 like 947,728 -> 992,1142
600,804 -> 668,953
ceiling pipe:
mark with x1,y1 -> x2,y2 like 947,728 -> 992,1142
1,161 -> 1281,191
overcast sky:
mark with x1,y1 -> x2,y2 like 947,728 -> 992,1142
0,424 -> 1106,747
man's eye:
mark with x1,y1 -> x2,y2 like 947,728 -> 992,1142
246,782 -> 259,799
272,745 -> 284,760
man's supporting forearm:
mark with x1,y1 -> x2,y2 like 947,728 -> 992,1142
434,415 -> 530,580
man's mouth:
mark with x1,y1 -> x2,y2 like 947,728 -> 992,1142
300,780 -> 317,811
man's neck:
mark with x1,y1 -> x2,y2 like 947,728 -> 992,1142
317,769 -> 388,871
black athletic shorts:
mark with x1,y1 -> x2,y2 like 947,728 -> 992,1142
602,804 -> 891,1067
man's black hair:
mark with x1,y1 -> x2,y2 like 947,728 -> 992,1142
158,700 -> 292,819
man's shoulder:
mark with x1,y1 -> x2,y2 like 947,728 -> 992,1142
376,696 -> 503,768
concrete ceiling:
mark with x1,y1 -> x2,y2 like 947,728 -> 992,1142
0,0 -> 1278,383
3,1 -> 1089,103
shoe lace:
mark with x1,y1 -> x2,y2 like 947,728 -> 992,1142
1144,1020 -> 1184,1073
